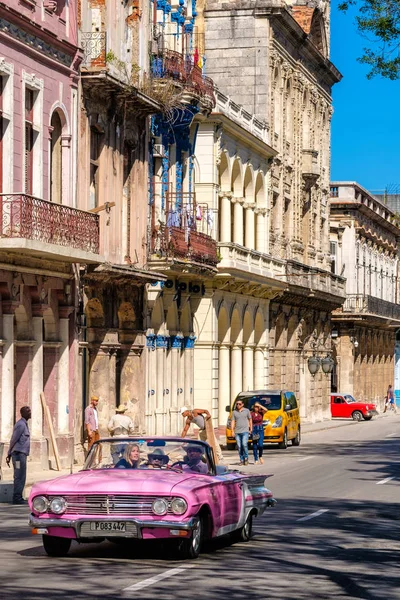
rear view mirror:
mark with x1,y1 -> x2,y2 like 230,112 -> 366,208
285,404 -> 291,411
225,405 -> 231,412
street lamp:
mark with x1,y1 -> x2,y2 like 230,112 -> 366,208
321,355 -> 335,374
307,356 -> 321,375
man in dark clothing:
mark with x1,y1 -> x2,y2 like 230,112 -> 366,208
6,406 -> 31,504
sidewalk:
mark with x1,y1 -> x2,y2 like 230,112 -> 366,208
0,412 -> 395,499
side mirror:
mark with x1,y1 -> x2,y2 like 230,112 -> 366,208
284,404 -> 291,411
225,405 -> 231,412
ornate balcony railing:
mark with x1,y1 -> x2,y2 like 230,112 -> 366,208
81,32 -> 107,69
151,197 -> 218,267
342,294 -> 400,321
0,194 -> 100,254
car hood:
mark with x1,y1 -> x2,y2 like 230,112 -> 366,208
29,469 -> 201,498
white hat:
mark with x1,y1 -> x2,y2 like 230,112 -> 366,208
180,406 -> 189,415
116,404 -> 128,413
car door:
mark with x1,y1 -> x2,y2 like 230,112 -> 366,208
284,392 -> 296,439
332,395 -> 345,417
213,476 -> 243,533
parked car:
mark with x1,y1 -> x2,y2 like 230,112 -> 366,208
330,393 -> 378,421
226,390 -> 301,450
28,437 -> 276,559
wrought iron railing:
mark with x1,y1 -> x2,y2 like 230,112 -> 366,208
0,194 -> 100,254
342,294 -> 400,320
81,32 -> 107,69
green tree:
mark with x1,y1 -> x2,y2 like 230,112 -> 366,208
339,0 -> 400,79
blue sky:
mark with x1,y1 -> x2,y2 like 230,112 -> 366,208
330,4 -> 400,193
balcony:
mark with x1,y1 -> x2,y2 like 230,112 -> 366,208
302,149 -> 319,190
150,195 -> 218,271
81,32 -> 107,69
286,260 -> 346,300
340,294 -> 400,323
0,194 -> 102,263
217,243 -> 286,286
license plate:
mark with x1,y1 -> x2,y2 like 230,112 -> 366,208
89,521 -> 126,532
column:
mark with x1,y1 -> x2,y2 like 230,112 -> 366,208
219,192 -> 232,243
255,208 -> 267,253
57,318 -> 70,434
184,335 -> 196,407
218,343 -> 231,425
145,333 -> 156,434
254,347 -> 265,389
1,314 -> 14,441
170,334 -> 183,434
230,344 -> 243,402
233,198 -> 244,246
242,344 -> 255,391
31,316 -> 44,439
244,203 -> 255,249
155,335 -> 168,435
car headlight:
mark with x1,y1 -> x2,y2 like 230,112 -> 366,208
152,498 -> 168,516
49,497 -> 67,515
32,496 -> 49,514
171,497 -> 187,515
272,416 -> 283,428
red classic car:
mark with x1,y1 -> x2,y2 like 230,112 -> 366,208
330,394 -> 378,421
28,437 -> 276,559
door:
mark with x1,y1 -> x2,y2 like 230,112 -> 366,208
331,395 -> 345,417
284,392 -> 296,439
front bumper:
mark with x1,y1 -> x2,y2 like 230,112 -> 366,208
29,514 -> 198,539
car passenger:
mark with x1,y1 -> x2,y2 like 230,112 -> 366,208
183,445 -> 209,474
143,448 -> 169,469
115,443 -> 140,469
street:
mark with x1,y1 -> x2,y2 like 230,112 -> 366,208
1,415 -> 399,600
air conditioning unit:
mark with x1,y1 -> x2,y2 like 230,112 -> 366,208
153,144 -> 165,158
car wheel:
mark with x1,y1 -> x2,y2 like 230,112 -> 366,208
226,442 -> 236,451
363,415 -> 373,421
179,517 -> 203,560
42,535 -> 71,557
278,429 -> 288,449
232,512 -> 253,543
292,426 -> 301,446
352,411 -> 363,421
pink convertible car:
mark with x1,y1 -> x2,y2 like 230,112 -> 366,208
29,437 -> 276,559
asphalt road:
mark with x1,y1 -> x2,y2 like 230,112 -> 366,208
1,415 -> 399,600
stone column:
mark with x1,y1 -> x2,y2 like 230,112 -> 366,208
233,198 -> 244,246
57,318 -> 70,434
1,314 -> 15,441
184,335 -> 196,407
145,333 -> 156,435
31,316 -> 44,439
254,347 -> 265,389
170,334 -> 183,434
218,343 -> 231,425
155,335 -> 168,435
244,203 -> 256,249
243,344 -> 255,391
230,344 -> 243,402
255,208 -> 267,253
219,192 -> 232,243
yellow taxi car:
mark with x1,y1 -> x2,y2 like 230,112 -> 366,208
226,389 -> 301,450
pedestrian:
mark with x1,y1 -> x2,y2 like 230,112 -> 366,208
250,402 -> 267,464
85,396 -> 100,450
108,404 -> 135,464
6,406 -> 31,504
231,400 -> 252,466
181,407 -> 223,462
384,385 -> 395,413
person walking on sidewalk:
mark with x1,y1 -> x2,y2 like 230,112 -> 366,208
181,407 -> 223,462
231,401 -> 252,466
85,396 -> 100,450
6,406 -> 31,504
251,402 -> 268,464
384,385 -> 395,413
108,404 -> 135,464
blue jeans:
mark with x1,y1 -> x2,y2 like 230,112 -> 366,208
235,432 -> 249,462
11,452 -> 27,502
252,425 -> 264,461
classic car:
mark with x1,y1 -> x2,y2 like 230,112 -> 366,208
29,437 -> 276,559
330,393 -> 378,421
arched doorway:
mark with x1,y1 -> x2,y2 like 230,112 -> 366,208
50,112 -> 62,204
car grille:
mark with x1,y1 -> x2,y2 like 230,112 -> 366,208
62,495 -> 171,516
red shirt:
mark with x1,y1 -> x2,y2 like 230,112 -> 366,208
251,411 -> 263,425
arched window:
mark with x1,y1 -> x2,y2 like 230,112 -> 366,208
50,112 -> 62,204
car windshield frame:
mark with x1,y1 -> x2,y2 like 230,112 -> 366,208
236,394 -> 282,411
83,437 -> 215,475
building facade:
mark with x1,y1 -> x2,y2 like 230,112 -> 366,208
330,182 -> 400,407
198,0 -> 345,421
0,0 -> 99,467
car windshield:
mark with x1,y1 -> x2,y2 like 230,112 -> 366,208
237,394 -> 282,411
344,395 -> 356,403
83,438 -> 212,475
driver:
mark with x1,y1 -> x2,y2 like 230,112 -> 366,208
182,444 -> 209,474
144,448 -> 169,469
